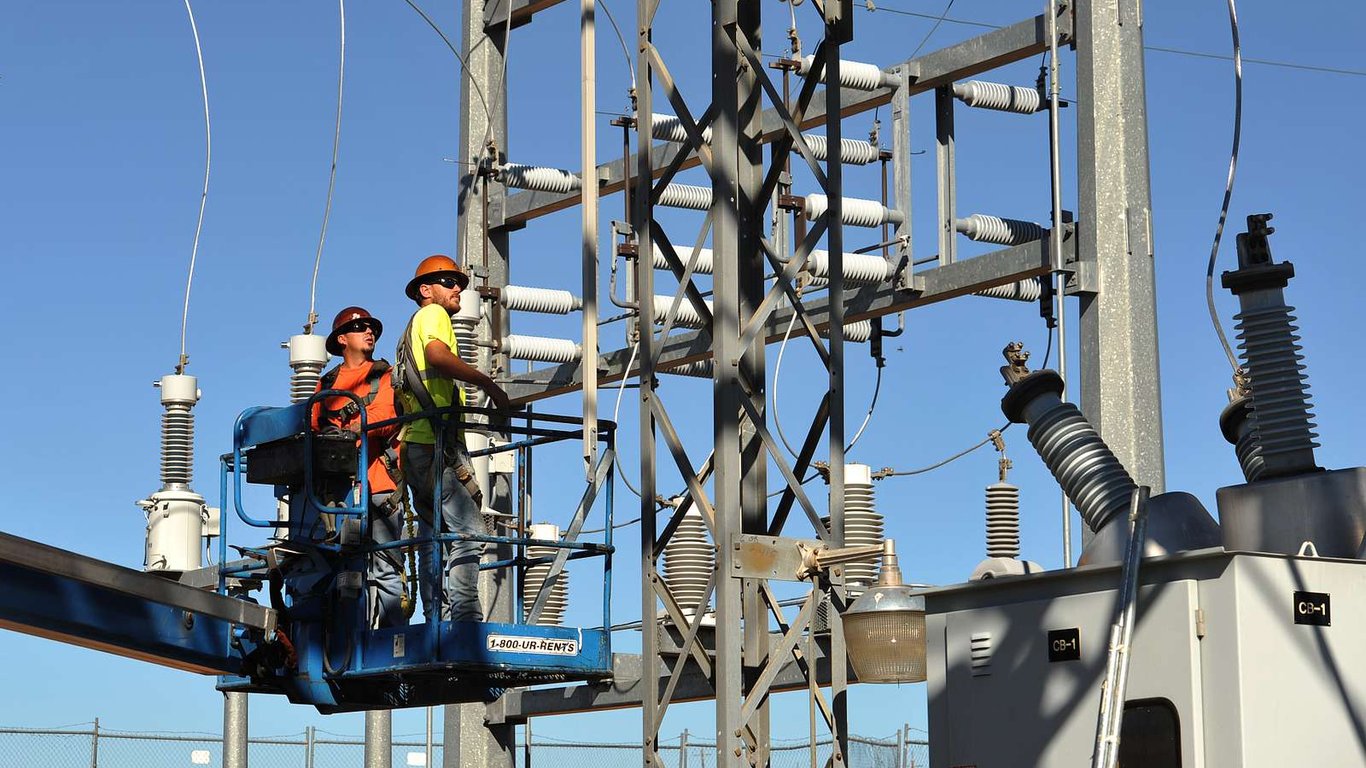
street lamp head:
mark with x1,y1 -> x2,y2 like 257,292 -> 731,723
841,540 -> 927,684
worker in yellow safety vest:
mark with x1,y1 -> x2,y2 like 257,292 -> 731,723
394,255 -> 510,622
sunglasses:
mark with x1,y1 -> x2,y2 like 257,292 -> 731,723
427,276 -> 463,290
341,320 -> 377,335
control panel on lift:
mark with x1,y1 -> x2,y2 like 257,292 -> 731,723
214,395 -> 617,713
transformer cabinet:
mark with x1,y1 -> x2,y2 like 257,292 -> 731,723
926,549 -> 1366,767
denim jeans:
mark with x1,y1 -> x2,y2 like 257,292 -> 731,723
400,442 -> 483,623
367,491 -> 406,629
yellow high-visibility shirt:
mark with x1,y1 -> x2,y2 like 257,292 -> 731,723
398,304 -> 467,445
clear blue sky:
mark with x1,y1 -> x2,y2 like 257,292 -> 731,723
1,0 -> 1363,746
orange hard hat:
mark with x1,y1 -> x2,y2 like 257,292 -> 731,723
405,254 -> 470,300
326,306 -> 383,355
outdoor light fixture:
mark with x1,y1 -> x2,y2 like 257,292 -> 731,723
841,540 -> 927,684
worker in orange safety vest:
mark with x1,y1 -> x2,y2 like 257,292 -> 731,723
312,306 -> 406,629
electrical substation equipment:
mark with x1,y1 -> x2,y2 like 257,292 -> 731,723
662,502 -> 714,622
840,540 -> 926,684
138,373 -> 212,573
523,523 -> 569,626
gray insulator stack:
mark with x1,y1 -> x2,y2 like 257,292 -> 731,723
1221,215 -> 1319,478
985,482 -> 1021,559
663,506 -> 713,617
952,80 -> 1045,114
522,523 -> 568,626
1001,370 -> 1138,533
807,250 -> 895,285
955,214 -> 1045,246
499,163 -> 581,194
1219,395 -> 1266,482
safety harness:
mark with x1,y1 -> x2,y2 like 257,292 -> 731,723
316,360 -> 392,431
394,316 -> 484,506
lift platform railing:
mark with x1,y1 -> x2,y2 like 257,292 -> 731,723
219,399 -> 617,639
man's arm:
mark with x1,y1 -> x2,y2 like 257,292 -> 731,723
424,339 -> 511,409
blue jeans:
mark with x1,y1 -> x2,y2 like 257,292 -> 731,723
367,492 -> 406,629
401,442 -> 483,623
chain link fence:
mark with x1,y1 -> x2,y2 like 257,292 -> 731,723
0,724 -> 926,767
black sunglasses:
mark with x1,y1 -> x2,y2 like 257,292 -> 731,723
426,276 -> 462,290
341,320 -> 377,335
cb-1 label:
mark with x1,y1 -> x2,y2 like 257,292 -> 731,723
1294,591 -> 1331,626
487,634 -> 580,656
1047,628 -> 1081,662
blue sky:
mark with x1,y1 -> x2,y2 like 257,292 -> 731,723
1,0 -> 1364,747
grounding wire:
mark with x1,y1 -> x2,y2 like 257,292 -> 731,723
772,311 -> 882,461
400,0 -> 494,135
306,0 -> 347,334
611,341 -> 644,499
1204,0 -> 1243,373
909,0 -> 956,59
176,0 -> 211,375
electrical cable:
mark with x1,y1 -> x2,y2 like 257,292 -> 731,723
1204,0 -> 1243,373
485,0 -> 516,150
597,0 -> 635,92
306,0 -> 346,335
399,0 -> 494,132
909,0 -> 956,59
879,423 -> 1011,478
772,310 -> 882,460
176,0 -> 211,375
611,342 -> 644,499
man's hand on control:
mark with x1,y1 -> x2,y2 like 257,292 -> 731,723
487,385 -> 512,411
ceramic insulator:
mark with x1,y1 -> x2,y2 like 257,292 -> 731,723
840,464 -> 885,589
800,135 -> 881,166
952,80 -> 1045,114
1027,399 -> 1137,533
663,507 -> 713,616
1235,303 -> 1319,475
985,482 -> 1021,559
161,405 -> 195,487
974,278 -> 1044,302
651,296 -> 712,329
955,214 -> 1045,246
807,250 -> 894,285
657,184 -> 714,211
287,333 -> 329,404
499,163 -> 582,194
504,335 -> 582,364
652,246 -> 716,275
799,56 -> 898,91
651,113 -> 713,145
522,523 -> 569,626
820,320 -> 873,343
451,303 -> 482,405
501,285 -> 582,315
662,360 -> 715,378
804,194 -> 904,228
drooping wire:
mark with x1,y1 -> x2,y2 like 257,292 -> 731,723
176,0 -> 211,376
597,0 -> 635,92
909,0 -> 956,59
484,0 -> 517,150
612,342 -> 644,499
772,311 -> 881,459
1204,0 -> 1243,373
400,0 -> 494,135
305,0 -> 347,335
879,423 -> 1011,478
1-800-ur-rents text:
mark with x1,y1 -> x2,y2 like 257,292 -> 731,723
486,634 -> 579,655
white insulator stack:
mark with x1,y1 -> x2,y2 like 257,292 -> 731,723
501,285 -> 583,315
451,299 -> 482,406
952,80 -> 1045,114
985,482 -> 1021,559
974,278 -> 1044,302
663,507 -> 713,619
840,464 -> 885,591
499,163 -> 582,194
651,113 -> 713,145
955,214 -> 1045,246
652,246 -> 716,275
662,360 -> 715,378
820,320 -> 873,344
798,56 -> 898,91
287,333 -> 329,404
523,523 -> 569,626
800,135 -> 881,166
807,250 -> 895,285
651,295 -> 713,329
139,374 -> 209,574
804,194 -> 904,228
504,335 -> 582,364
657,184 -> 714,211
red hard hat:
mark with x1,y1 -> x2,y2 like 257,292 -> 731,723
405,254 -> 471,300
326,306 -> 383,356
